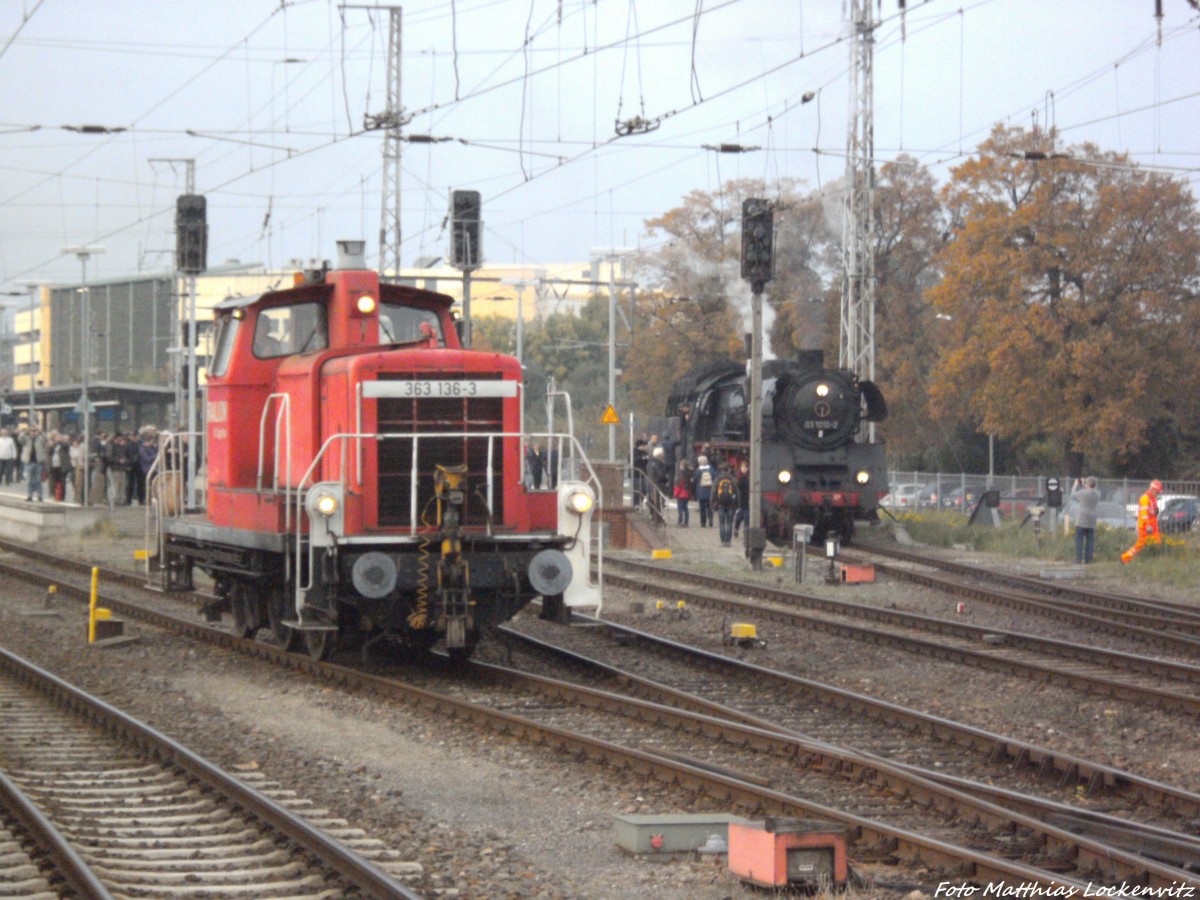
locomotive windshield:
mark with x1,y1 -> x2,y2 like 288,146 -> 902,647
379,304 -> 444,347
253,301 -> 328,358
208,314 -> 239,378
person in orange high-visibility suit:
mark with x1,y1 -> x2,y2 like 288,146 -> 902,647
1121,480 -> 1163,564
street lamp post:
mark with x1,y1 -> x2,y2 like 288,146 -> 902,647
63,245 -> 104,506
25,285 -> 37,428
10,281 -> 41,428
591,248 -> 634,462
499,278 -> 535,441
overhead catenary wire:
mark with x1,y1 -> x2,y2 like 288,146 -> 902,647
2,0 -> 1198,289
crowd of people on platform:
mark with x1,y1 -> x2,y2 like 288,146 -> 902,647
632,432 -> 750,547
0,423 -> 165,506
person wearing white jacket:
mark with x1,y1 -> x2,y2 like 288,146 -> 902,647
0,428 -> 16,485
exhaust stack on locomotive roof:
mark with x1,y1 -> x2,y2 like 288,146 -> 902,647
336,239 -> 367,270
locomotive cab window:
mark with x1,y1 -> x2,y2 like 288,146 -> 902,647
208,314 -> 240,378
253,301 -> 328,359
379,304 -> 444,347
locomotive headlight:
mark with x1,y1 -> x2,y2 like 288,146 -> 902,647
856,470 -> 871,485
564,485 -> 595,515
815,383 -> 830,397
305,483 -> 344,519
355,293 -> 377,315
305,482 -> 345,545
778,469 -> 793,485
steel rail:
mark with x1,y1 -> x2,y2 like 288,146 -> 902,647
511,609 -> 1200,822
0,767 -> 114,900
499,622 -> 1200,869
604,559 -> 1200,715
473,636 -> 1200,882
0,646 -> 418,900
853,542 -> 1200,640
0,553 -> 1116,890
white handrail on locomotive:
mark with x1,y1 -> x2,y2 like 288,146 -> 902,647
257,393 -> 291,526
542,387 -> 606,588
287,427 -> 604,624
145,388 -> 604,614
144,429 -> 198,574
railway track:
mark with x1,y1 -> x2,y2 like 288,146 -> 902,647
497,613 -> 1200,835
2,540 -> 1200,892
420,648 -> 1196,889
0,646 -> 418,899
852,541 -> 1200,648
603,556 -> 1200,715
3,541 -> 1199,889
477,624 -> 1200,875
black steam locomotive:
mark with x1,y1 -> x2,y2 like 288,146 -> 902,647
657,350 -> 888,545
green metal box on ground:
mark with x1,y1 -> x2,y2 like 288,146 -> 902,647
613,813 -> 748,855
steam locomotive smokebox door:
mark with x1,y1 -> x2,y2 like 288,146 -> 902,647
727,818 -> 847,888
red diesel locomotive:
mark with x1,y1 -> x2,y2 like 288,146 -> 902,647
155,241 -> 602,660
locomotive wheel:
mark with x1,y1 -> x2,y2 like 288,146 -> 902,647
265,582 -> 300,651
303,629 -> 335,662
229,580 -> 257,639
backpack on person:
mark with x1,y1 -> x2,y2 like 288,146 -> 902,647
699,467 -> 713,489
715,475 -> 736,508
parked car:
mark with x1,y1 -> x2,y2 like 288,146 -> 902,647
1066,498 -> 1133,530
1125,493 -> 1192,523
943,485 -> 985,511
998,487 -> 1040,516
881,483 -> 923,509
915,483 -> 942,508
1159,496 -> 1200,534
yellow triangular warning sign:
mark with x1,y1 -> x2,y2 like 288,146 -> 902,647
600,404 -> 621,425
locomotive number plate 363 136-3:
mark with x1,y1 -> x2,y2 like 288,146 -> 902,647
363,380 -> 519,399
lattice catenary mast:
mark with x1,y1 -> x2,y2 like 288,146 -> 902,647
354,5 -> 406,278
839,0 -> 877,431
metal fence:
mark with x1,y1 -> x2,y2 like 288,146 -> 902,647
885,471 -> 1200,529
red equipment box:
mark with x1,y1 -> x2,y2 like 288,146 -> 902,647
839,563 -> 876,584
728,817 -> 848,889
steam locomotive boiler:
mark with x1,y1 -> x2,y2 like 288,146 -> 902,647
153,241 -> 602,661
661,350 -> 888,545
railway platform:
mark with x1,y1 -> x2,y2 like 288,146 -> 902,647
0,476 -> 155,573
619,500 -> 772,571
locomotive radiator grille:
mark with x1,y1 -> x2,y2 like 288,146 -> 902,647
375,379 -> 506,528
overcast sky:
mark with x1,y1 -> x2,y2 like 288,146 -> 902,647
1,0 -> 1197,292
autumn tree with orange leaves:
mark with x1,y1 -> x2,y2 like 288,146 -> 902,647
871,155 -> 948,466
928,125 -> 1200,478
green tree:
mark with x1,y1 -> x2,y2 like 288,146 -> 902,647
928,125 -> 1200,477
